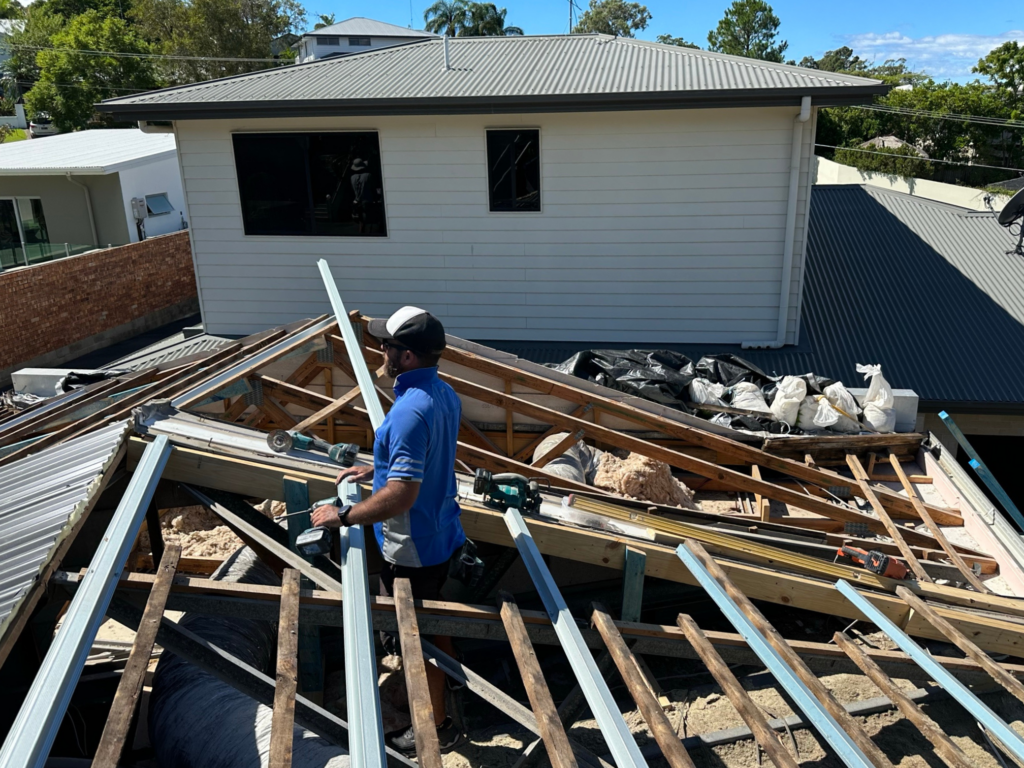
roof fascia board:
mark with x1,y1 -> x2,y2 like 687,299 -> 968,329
104,149 -> 179,173
0,168 -> 110,176
96,85 -> 888,121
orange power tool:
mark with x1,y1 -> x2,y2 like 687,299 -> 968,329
836,545 -> 910,579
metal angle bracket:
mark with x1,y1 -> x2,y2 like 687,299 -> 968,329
674,544 -> 874,768
503,507 -> 648,768
834,579 -> 1024,763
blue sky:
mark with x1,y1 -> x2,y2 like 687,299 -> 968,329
308,0 -> 1022,82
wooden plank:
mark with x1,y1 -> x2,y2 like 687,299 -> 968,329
322,367 -> 336,443
269,569 -> 301,768
93,569 -> 1024,683
261,396 -> 298,429
833,632 -> 973,768
675,613 -> 798,768
532,429 -> 585,469
0,378 -> 122,448
291,387 -> 364,433
514,404 -> 595,463
591,605 -> 695,768
459,415 -> 506,455
258,375 -> 336,413
498,592 -> 578,768
896,586 -> 1024,706
286,352 -> 323,388
505,380 -> 515,456
751,465 -> 770,522
92,543 -> 181,768
223,395 -> 251,423
621,547 -> 646,624
888,455 -> 990,593
394,579 -> 443,768
283,477 -> 324,703
682,539 -> 894,768
429,370 -> 944,545
846,454 -> 931,582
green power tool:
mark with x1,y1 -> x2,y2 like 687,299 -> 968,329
473,468 -> 543,514
267,429 -> 360,466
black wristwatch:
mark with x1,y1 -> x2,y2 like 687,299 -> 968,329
336,504 -> 354,527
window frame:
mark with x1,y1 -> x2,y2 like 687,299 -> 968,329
484,127 -> 543,214
348,36 -> 371,46
145,192 -> 174,217
319,36 -> 340,47
230,129 -> 390,241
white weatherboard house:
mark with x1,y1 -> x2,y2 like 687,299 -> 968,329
293,17 -> 436,63
99,35 -> 886,344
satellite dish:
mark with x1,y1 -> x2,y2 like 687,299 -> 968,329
998,187 -> 1024,257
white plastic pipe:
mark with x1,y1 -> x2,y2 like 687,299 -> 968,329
65,173 -> 98,246
743,96 -> 812,350
443,35 -> 450,70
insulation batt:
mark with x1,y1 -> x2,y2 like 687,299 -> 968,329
593,452 -> 699,510
148,546 -> 351,768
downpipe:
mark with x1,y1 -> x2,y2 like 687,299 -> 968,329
742,96 -> 812,350
65,173 -> 98,246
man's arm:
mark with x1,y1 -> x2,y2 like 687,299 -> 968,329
310,479 -> 419,529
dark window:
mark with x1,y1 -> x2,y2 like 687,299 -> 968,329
233,132 -> 387,237
349,36 -> 371,46
319,36 -> 340,46
145,193 -> 174,216
486,129 -> 540,212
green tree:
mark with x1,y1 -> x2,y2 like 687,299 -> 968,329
707,0 -> 786,62
25,10 -> 160,130
573,0 -> 650,38
313,11 -> 334,29
38,0 -> 133,21
423,0 -> 467,36
0,0 -> 24,19
132,0 -> 305,83
974,41 -> 1024,116
1,5 -> 66,97
459,2 -> 520,35
833,144 -> 930,178
656,34 -> 698,48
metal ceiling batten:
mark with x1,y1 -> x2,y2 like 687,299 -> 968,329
674,544 -> 874,768
318,258 -> 387,768
0,435 -> 171,768
835,579 -> 1024,763
503,506 -> 648,768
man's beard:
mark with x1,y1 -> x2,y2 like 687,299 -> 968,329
385,357 -> 401,378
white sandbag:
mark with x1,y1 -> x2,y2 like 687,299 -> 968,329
823,382 -> 863,433
796,395 -> 829,431
729,381 -> 772,414
857,363 -> 896,432
769,376 -> 806,426
689,378 -> 726,406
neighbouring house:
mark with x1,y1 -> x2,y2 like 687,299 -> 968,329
0,20 -> 23,71
859,135 -> 929,157
0,129 -> 186,270
292,17 -> 436,63
98,34 -> 886,343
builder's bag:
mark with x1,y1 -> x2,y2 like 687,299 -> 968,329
857,364 -> 896,433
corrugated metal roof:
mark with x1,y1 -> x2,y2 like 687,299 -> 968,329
0,421 -> 128,640
486,185 -> 1024,410
99,35 -> 886,118
304,17 -> 436,38
104,333 -> 231,372
0,129 -> 176,176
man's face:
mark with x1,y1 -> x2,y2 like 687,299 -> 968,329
383,342 -> 411,378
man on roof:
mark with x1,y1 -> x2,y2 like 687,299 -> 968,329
311,306 -> 465,755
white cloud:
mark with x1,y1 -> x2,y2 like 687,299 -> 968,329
844,30 -> 1024,80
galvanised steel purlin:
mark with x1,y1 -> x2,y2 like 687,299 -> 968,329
0,435 -> 171,768
319,258 -> 388,767
504,506 -> 648,768
675,544 -> 874,768
835,579 -> 1024,763
169,316 -> 336,409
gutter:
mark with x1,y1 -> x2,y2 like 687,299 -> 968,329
65,173 -> 98,246
743,95 -> 812,350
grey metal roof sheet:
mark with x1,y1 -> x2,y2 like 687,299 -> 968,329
104,333 -> 231,372
0,421 -> 128,641
303,17 -> 436,38
98,35 -> 886,119
486,185 -> 1023,410
0,129 -> 176,176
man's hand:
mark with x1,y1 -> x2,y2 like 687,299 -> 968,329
337,465 -> 374,485
311,504 -> 342,528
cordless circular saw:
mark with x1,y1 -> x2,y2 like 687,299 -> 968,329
473,469 -> 543,514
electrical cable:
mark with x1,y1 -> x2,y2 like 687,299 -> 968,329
848,102 -> 1024,129
815,143 -> 1024,174
10,43 -> 287,63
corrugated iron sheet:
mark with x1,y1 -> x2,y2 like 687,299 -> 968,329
307,17 -> 436,37
102,35 -> 882,107
487,186 -> 1023,409
105,334 -> 231,372
0,421 -> 129,640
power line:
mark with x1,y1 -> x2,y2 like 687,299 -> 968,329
849,102 -> 1024,129
816,143 -> 1024,174
10,43 -> 287,64
14,79 -> 153,93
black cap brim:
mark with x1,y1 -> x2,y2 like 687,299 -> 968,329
367,317 -> 393,341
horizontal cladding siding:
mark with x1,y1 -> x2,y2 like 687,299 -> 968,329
178,107 -> 807,343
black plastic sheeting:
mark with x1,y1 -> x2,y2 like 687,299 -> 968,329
548,350 -> 834,433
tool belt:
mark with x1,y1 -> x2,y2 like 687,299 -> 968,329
449,538 -> 485,589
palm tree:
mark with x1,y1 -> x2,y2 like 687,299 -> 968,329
459,2 -> 522,35
423,0 -> 468,36
313,13 -> 336,30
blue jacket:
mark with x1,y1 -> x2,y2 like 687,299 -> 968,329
372,366 -> 465,567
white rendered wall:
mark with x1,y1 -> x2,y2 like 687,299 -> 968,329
117,155 -> 188,242
174,107 -> 815,343
297,35 -> 423,63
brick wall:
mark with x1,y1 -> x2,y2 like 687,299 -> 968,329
0,231 -> 198,382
